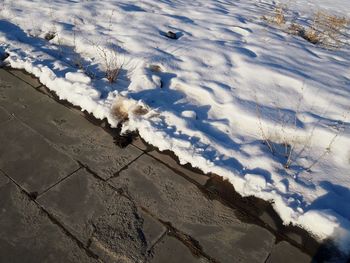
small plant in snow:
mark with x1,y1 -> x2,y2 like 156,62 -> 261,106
262,5 -> 286,25
112,96 -> 149,124
265,4 -> 349,49
255,86 -> 347,172
273,6 -> 286,25
95,10 -> 124,83
95,45 -> 123,83
132,105 -> 149,116
287,23 -> 304,36
112,97 -> 129,122
302,11 -> 349,48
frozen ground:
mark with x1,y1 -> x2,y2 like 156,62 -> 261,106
0,0 -> 350,256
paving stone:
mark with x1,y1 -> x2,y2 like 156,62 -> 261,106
267,241 -> 312,263
141,210 -> 167,250
132,136 -> 149,151
110,154 -> 275,263
38,169 -> 156,262
259,211 -> 279,231
285,231 -> 304,246
0,119 -> 79,194
16,95 -> 142,179
150,235 -> 208,263
73,132 -> 142,180
0,171 -> 96,263
16,96 -> 103,146
0,106 -> 12,123
0,68 -> 44,114
7,68 -> 41,88
148,150 -> 209,186
0,171 -> 9,187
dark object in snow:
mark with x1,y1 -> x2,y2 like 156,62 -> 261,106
0,52 -> 9,62
166,31 -> 178,39
149,64 -> 162,72
44,31 -> 56,41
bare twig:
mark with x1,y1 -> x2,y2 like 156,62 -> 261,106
255,95 -> 275,154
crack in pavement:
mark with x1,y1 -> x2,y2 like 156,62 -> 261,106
139,206 -> 219,263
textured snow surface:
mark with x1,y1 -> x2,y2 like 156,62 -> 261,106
1,0 -> 350,255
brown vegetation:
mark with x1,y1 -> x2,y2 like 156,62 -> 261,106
264,6 -> 349,48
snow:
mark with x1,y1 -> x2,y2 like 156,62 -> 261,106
65,71 -> 91,84
1,0 -> 350,256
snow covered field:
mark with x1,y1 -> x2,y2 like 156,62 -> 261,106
1,0 -> 350,257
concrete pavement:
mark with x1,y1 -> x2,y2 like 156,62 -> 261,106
0,67 -> 318,262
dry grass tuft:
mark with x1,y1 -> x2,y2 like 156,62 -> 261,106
132,105 -> 149,116
288,23 -> 305,36
317,11 -> 349,31
263,5 -> 286,25
274,6 -> 286,25
264,5 -> 349,48
112,101 -> 129,122
106,64 -> 122,83
303,11 -> 349,47
255,87 -> 347,172
302,28 -> 320,44
90,10 -> 124,83
97,47 -> 123,83
112,99 -> 149,123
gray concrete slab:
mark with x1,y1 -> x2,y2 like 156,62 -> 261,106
150,235 -> 208,263
110,154 -> 275,263
70,131 -> 142,180
16,95 -> 142,179
267,241 -> 312,263
258,211 -> 279,232
0,170 -> 9,187
0,119 -> 79,194
7,68 -> 41,88
38,168 -> 160,262
16,95 -> 105,146
141,210 -> 167,250
0,69 -> 44,115
0,106 -> 12,123
148,150 -> 209,185
0,171 -> 96,263
132,136 -> 149,151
